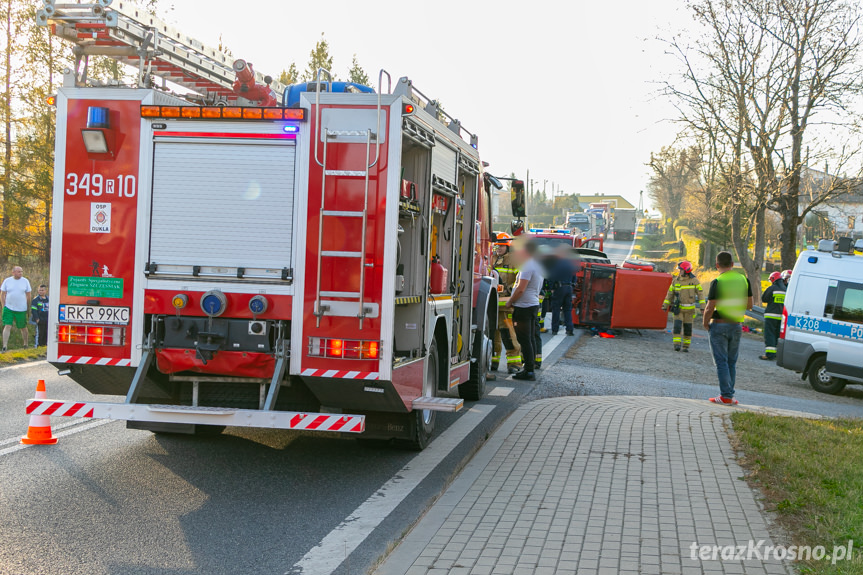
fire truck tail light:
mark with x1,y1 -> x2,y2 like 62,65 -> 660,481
242,108 -> 263,119
201,107 -> 221,119
222,107 -> 242,119
330,339 -> 344,357
141,105 -> 160,117
363,341 -> 380,359
181,107 -> 202,118
160,106 -> 181,118
308,338 -> 382,360
58,325 -> 125,346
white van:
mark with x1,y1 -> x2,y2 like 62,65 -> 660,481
777,239 -> 863,394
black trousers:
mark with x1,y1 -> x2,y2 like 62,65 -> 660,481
764,317 -> 780,356
36,320 -> 48,347
513,305 -> 538,372
551,285 -> 574,334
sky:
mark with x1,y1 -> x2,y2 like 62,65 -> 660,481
161,0 -> 691,209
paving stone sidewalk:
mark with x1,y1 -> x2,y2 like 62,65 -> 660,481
376,396 -> 794,575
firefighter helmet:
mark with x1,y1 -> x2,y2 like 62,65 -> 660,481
678,261 -> 693,274
781,269 -> 792,281
769,271 -> 782,283
494,232 -> 513,246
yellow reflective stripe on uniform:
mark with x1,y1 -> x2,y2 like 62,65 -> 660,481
494,267 -> 519,274
679,304 -> 696,310
507,356 -> 522,364
764,313 -> 782,320
676,285 -> 697,289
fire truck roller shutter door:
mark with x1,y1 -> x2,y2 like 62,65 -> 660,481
149,139 -> 296,278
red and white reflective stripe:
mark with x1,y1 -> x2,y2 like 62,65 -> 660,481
57,355 -> 132,367
26,400 -> 95,418
289,413 -> 364,432
23,398 -> 365,433
300,369 -> 379,380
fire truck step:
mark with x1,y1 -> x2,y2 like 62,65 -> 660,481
322,210 -> 365,217
147,405 -> 236,415
321,250 -> 362,258
411,396 -> 464,412
324,170 -> 367,177
321,290 -> 361,298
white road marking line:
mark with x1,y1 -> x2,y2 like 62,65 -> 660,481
0,417 -> 95,448
623,219 -> 641,261
287,403 -> 496,575
0,419 -> 114,457
488,386 -> 514,397
542,333 -> 568,358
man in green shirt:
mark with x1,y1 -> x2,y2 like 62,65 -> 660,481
702,251 -> 753,405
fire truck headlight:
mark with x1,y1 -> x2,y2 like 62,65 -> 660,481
200,290 -> 228,317
81,129 -> 109,154
172,294 -> 188,310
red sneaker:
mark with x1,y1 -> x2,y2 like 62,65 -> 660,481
709,396 -> 739,405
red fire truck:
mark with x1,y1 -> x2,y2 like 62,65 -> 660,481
33,1 -> 498,449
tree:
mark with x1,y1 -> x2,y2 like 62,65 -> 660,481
303,33 -> 334,81
348,54 -> 369,86
662,0 -> 804,298
647,145 -> 699,229
279,63 -> 298,86
755,0 -> 863,269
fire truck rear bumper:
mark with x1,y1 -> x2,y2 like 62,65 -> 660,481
25,398 -> 365,433
154,348 -> 276,379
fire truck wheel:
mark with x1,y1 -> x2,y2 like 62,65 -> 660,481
399,339 -> 440,450
459,319 -> 490,401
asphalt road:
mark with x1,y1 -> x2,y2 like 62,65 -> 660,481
0,328 -> 577,575
598,234 -> 637,265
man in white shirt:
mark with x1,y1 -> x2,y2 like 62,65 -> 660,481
1,266 -> 33,352
504,240 -> 544,380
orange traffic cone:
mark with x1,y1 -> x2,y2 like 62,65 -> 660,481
21,380 -> 58,445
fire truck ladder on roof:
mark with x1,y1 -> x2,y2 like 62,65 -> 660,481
312,69 -> 391,329
36,0 -> 286,104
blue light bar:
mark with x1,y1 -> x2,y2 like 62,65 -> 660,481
283,125 -> 300,134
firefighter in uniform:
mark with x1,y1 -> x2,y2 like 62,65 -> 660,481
492,233 -> 522,374
760,271 -> 786,360
662,261 -> 705,352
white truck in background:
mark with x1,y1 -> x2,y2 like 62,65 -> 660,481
566,212 -> 597,237
612,208 -> 638,241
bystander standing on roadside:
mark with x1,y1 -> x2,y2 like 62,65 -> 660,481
544,245 -> 577,336
702,251 -> 753,405
505,240 -> 544,381
31,284 -> 50,348
1,266 -> 33,352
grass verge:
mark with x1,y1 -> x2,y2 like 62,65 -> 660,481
731,412 -> 863,574
0,346 -> 46,366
